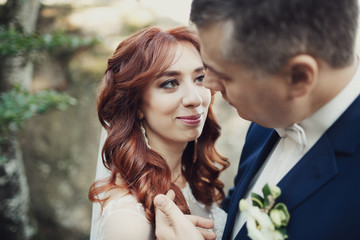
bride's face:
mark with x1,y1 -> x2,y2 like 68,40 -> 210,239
139,42 -> 211,148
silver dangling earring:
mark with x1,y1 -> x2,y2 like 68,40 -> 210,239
141,122 -> 151,149
193,139 -> 197,163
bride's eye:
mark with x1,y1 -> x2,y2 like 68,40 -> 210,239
195,74 -> 205,83
160,79 -> 179,89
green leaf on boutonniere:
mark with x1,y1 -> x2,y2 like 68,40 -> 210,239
277,227 -> 288,239
250,192 -> 264,208
262,184 -> 272,208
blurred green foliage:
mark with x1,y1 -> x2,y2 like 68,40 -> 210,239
0,85 -> 77,140
0,25 -> 99,141
0,25 -> 99,57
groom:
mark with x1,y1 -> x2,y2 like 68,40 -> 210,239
154,0 -> 360,239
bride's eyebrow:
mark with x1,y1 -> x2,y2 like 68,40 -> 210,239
193,66 -> 205,74
156,71 -> 181,78
155,66 -> 205,79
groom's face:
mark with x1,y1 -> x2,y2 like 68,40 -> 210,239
198,23 -> 292,128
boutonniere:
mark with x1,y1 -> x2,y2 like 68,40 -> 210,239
239,184 -> 290,240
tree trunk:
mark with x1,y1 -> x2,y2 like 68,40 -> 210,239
0,0 -> 40,239
0,0 -> 40,90
0,136 -> 34,239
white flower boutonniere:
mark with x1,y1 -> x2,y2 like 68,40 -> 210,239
239,184 -> 290,240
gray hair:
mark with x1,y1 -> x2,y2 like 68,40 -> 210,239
190,0 -> 359,75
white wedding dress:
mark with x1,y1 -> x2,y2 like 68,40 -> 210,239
92,182 -> 227,240
90,129 -> 227,240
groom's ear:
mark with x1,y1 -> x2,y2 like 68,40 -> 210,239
284,54 -> 318,99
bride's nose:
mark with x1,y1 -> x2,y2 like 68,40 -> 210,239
181,82 -> 202,108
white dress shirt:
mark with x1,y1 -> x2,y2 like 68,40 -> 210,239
231,56 -> 360,239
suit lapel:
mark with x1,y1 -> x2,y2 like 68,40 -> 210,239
232,132 -> 340,240
277,135 -> 338,211
277,95 -> 360,211
223,130 -> 279,239
230,95 -> 360,240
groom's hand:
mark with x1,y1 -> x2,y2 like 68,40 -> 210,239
154,190 -> 216,240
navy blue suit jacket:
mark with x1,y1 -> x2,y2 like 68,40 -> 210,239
221,95 -> 360,240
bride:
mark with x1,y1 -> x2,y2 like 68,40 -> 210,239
89,26 -> 229,240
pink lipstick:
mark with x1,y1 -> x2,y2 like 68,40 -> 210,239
177,114 -> 202,125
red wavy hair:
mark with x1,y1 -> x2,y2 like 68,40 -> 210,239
89,26 -> 229,226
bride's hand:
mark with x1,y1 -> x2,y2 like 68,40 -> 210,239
154,190 -> 216,240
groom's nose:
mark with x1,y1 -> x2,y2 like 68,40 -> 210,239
204,69 -> 225,92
